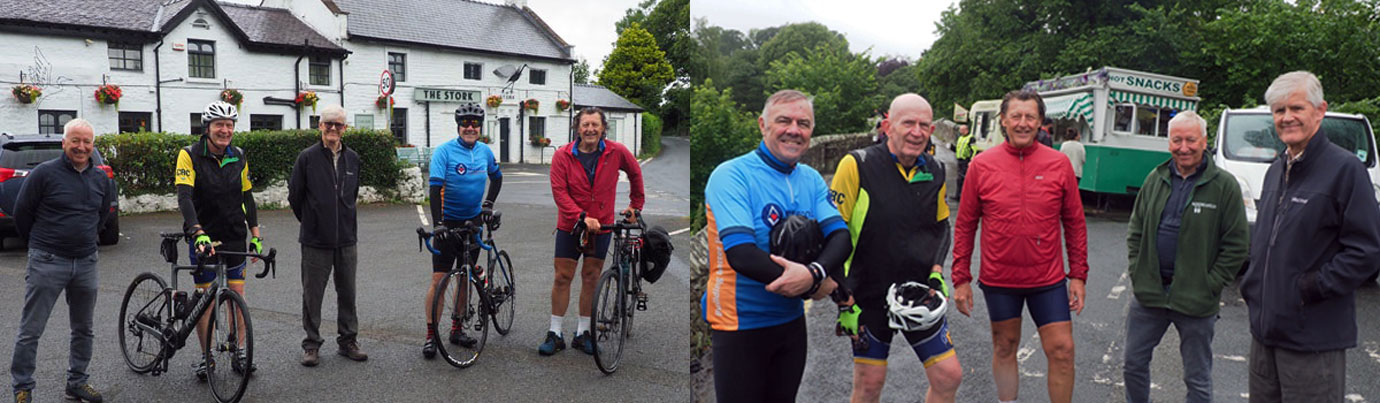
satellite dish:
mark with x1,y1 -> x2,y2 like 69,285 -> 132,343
493,65 -> 522,83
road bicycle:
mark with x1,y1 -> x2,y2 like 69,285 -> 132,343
118,232 -> 276,403
589,210 -> 648,374
416,209 -> 515,368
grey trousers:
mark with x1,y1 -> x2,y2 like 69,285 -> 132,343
1249,337 -> 1345,402
10,249 -> 99,392
1123,297 -> 1217,403
301,245 -> 359,350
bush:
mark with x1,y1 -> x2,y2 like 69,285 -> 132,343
96,129 -> 404,197
640,112 -> 662,158
690,80 -> 761,230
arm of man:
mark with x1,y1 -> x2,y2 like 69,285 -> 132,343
288,150 -> 307,221
98,171 -> 116,230
13,165 -> 43,240
769,169 -> 851,298
707,163 -> 783,284
621,145 -> 645,212
549,152 -> 583,227
1126,172 -> 1153,274
485,149 -> 502,204
1061,161 -> 1090,281
1209,178 -> 1250,289
951,161 -> 984,286
1299,166 -> 1380,302
174,149 -> 201,234
428,148 -> 447,223
240,160 -> 258,230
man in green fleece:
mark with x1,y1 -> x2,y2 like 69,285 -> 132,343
1123,110 -> 1249,403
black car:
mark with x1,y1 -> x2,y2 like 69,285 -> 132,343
0,133 -> 120,247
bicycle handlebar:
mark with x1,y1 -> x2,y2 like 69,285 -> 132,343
577,210 -> 645,233
158,232 -> 277,278
416,223 -> 494,256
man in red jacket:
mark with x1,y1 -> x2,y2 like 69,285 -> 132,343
543,107 -> 645,355
951,90 -> 1088,403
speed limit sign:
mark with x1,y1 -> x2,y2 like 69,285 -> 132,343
379,70 -> 395,96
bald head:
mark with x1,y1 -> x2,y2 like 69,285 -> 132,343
888,93 -> 932,117
883,93 -> 935,167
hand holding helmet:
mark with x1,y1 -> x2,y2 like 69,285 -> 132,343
886,281 -> 948,332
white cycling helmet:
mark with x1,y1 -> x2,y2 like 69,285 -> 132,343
202,101 -> 239,125
886,281 -> 947,332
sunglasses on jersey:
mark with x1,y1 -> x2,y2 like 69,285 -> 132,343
459,119 -> 482,128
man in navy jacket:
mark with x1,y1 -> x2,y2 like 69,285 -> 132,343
1241,71 -> 1380,402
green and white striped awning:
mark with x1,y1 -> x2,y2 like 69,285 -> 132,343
1043,93 -> 1095,123
1109,91 -> 1197,111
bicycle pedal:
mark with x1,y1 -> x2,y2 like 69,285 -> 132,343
636,300 -> 647,311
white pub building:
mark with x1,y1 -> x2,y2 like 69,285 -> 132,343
0,0 -> 644,163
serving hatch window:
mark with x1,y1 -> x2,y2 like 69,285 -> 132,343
1113,103 -> 1177,138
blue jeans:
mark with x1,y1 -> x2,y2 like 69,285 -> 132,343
1123,297 -> 1217,403
10,249 -> 99,392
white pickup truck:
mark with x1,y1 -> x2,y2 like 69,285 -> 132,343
1214,107 -> 1380,281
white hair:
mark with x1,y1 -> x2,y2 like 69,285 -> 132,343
63,118 -> 94,137
319,104 -> 347,123
1264,71 -> 1325,108
1167,110 -> 1207,139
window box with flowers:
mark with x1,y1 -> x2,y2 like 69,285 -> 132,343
376,95 -> 394,109
11,85 -> 41,104
523,98 -> 539,112
95,84 -> 122,107
486,95 -> 503,108
295,90 -> 319,113
220,89 -> 243,108
529,135 -> 550,147
556,99 -> 571,112
479,134 -> 492,144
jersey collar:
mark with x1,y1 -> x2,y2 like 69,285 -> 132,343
572,138 -> 606,157
755,142 -> 794,174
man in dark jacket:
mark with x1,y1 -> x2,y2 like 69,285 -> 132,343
10,119 -> 111,403
1241,71 -> 1380,402
289,105 -> 366,366
1124,110 -> 1249,403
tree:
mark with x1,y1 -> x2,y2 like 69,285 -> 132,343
757,22 -> 849,71
573,58 -> 591,84
690,79 -> 761,227
599,23 -> 675,110
765,44 -> 880,135
613,0 -> 656,35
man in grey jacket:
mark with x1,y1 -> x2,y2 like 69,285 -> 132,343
1241,71 -> 1380,402
10,119 -> 112,403
289,105 -> 366,366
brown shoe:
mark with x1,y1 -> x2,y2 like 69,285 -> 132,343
301,348 -> 319,367
338,342 -> 368,361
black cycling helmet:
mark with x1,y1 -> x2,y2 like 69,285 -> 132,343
769,215 -> 822,264
455,103 -> 484,124
640,226 -> 674,283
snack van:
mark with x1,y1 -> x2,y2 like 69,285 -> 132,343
966,67 -> 1202,195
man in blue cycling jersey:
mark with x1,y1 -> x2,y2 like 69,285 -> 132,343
422,103 -> 502,359
703,89 -> 852,403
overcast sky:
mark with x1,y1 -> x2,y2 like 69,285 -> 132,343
691,0 -> 960,59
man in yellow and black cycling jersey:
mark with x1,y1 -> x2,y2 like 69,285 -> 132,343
830,93 -> 962,402
175,101 -> 263,380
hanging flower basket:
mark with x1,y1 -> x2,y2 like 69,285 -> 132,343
556,99 -> 571,112
486,95 -> 503,108
529,136 -> 550,147
295,90 -> 319,113
220,89 -> 243,107
11,85 -> 41,104
95,84 -> 122,107
376,95 -> 394,109
523,98 -> 539,112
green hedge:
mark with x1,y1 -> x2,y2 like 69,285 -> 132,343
640,112 -> 662,158
95,129 -> 405,197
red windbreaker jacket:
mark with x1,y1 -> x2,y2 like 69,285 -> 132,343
550,139 -> 645,232
952,141 -> 1089,288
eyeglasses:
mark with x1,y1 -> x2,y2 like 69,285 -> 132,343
459,119 -> 481,128
321,122 -> 346,130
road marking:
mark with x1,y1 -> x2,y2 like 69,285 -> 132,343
1366,342 -> 1380,364
1215,354 -> 1246,362
1107,272 -> 1129,299
641,157 -> 654,166
416,205 -> 429,227
1346,393 -> 1365,402
669,227 -> 690,236
507,172 -> 544,177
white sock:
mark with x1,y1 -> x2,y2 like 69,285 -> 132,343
577,316 -> 591,335
549,315 -> 563,334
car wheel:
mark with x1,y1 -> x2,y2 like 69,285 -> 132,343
99,215 -> 120,246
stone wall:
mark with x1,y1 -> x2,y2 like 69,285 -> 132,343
801,132 -> 874,175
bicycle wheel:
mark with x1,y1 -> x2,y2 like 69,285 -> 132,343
591,269 -> 627,374
489,250 -> 516,335
432,267 -> 488,368
206,290 -> 253,403
118,272 -> 169,374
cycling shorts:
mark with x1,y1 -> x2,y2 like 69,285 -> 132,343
553,229 -> 611,260
852,301 -> 955,368
711,315 -> 806,403
979,279 -> 1070,327
434,220 -> 482,273
190,240 -> 246,287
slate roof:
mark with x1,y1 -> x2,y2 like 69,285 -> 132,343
0,0 -> 344,54
333,0 -> 572,62
573,84 -> 643,112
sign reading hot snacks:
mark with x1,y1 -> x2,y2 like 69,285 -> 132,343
416,88 -> 482,103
